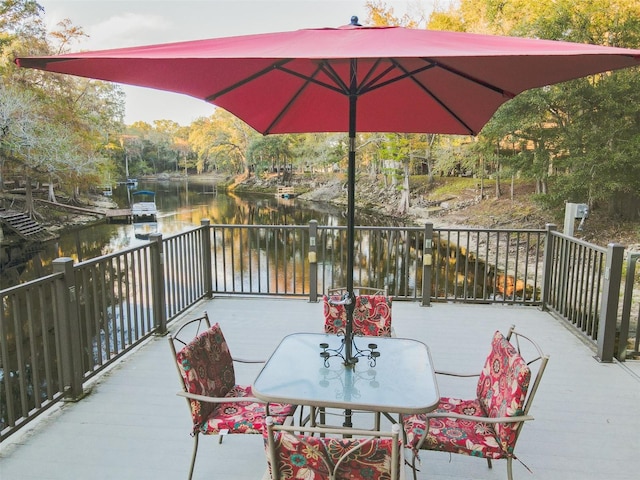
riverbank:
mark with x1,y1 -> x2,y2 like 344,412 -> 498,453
227,170 -> 639,252
4,171 -> 638,253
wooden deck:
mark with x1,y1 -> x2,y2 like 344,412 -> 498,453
1,298 -> 639,480
105,208 -> 132,222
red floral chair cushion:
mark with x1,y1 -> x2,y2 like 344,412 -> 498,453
476,330 -> 531,450
323,294 -> 392,337
402,331 -> 531,459
265,430 -> 399,479
176,323 -> 295,435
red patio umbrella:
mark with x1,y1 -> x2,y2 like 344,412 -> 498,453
16,17 -> 640,366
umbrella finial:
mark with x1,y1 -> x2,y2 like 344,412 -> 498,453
350,16 -> 361,26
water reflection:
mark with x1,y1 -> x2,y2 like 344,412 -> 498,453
1,179 -> 402,289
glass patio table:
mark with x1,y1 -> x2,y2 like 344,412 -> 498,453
253,333 -> 440,419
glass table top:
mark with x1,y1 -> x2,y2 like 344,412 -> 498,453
253,333 -> 440,414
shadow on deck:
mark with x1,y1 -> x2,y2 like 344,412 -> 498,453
1,298 -> 639,480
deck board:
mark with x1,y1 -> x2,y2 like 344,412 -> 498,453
1,298 -> 639,480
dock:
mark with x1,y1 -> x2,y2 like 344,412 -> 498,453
276,186 -> 296,198
105,209 -> 132,223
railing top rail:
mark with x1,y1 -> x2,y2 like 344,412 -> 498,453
435,226 -> 547,234
207,222 -> 547,235
210,224 -> 309,231
317,225 -> 423,232
550,230 -> 608,253
74,225 -> 205,269
0,271 -> 63,296
75,242 -> 151,269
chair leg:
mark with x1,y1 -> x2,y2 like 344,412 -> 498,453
507,457 -> 513,480
410,453 -> 419,480
487,458 -> 492,469
188,433 -> 200,480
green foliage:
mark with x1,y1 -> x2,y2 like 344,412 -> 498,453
428,0 -> 640,219
1,0 -> 126,210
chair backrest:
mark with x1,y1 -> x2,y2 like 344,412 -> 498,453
265,418 -> 402,480
169,317 -> 236,431
327,286 -> 387,296
476,327 -> 548,452
323,294 -> 392,337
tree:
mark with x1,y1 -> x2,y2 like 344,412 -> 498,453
189,109 -> 258,175
429,0 -> 640,218
0,84 -> 37,193
247,135 -> 293,181
1,2 -> 125,216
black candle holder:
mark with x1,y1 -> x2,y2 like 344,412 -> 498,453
319,337 -> 380,368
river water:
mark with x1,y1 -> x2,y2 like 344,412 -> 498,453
1,179 -> 402,289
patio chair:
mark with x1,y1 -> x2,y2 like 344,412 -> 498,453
323,293 -> 393,337
401,325 -> 548,480
168,313 -> 297,480
264,416 -> 406,480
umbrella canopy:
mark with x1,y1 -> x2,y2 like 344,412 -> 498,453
16,22 -> 640,136
16,19 -> 640,366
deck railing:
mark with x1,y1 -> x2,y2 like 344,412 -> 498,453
541,225 -> 632,361
1,220 -> 635,442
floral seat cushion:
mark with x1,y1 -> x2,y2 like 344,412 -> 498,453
323,294 -> 392,337
176,323 -> 295,435
402,397 -> 506,459
265,430 -> 399,479
199,385 -> 295,435
402,331 -> 531,460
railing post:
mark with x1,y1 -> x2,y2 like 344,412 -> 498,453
201,219 -> 213,298
149,233 -> 167,335
309,220 -> 318,302
421,222 -> 433,306
596,243 -> 624,362
540,223 -> 557,310
617,253 -> 640,361
52,257 -> 84,400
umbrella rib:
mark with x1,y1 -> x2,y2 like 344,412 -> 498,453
388,58 -> 476,134
277,63 -> 345,95
359,62 -> 433,93
357,59 -> 395,94
427,58 -> 516,98
317,61 -> 352,95
205,59 -> 294,102
264,63 -> 327,134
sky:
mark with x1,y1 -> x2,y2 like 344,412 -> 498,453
37,0 -> 434,125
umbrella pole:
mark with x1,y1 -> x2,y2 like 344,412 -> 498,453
344,131 -> 356,366
344,61 -> 358,369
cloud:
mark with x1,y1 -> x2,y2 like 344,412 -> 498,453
82,13 -> 173,50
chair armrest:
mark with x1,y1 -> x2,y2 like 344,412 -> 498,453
177,391 -> 261,404
411,412 -> 534,451
425,412 -> 534,424
434,370 -> 480,378
232,357 -> 265,363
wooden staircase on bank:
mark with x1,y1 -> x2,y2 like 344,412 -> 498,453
0,208 -> 57,242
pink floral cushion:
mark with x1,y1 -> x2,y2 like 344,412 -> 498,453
402,397 -> 506,459
176,323 -> 296,435
323,295 -> 392,337
476,331 -> 531,450
265,430 -> 399,479
401,331 -> 531,459
199,385 -> 296,435
176,323 -> 236,429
